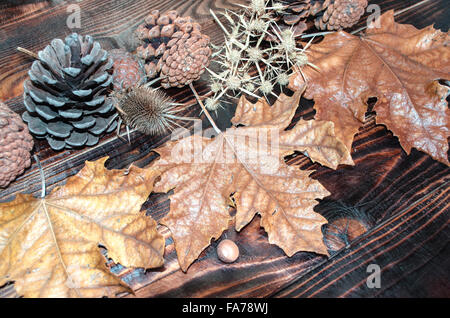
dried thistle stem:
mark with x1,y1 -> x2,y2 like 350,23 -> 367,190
210,9 -> 231,37
189,83 -> 221,134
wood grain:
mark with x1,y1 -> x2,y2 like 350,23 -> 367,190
0,0 -> 449,298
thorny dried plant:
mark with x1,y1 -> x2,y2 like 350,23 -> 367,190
206,0 -> 317,111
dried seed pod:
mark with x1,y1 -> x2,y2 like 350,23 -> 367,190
217,239 -> 239,263
114,85 -> 187,135
135,10 -> 182,79
0,102 -> 34,188
159,26 -> 211,89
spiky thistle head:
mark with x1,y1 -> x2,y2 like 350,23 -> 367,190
114,86 -> 185,135
244,82 -> 256,92
249,0 -> 267,15
205,98 -> 222,112
277,72 -> 290,86
227,48 -> 242,64
260,80 -> 273,95
210,81 -> 223,93
270,2 -> 286,13
246,46 -> 263,61
227,75 -> 242,90
247,18 -> 267,33
279,29 -> 296,53
292,51 -> 309,67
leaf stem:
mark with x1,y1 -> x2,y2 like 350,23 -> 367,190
33,155 -> 46,198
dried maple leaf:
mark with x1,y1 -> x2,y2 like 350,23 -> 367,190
152,135 -> 235,272
0,157 -> 164,298
232,90 -> 353,168
232,90 -> 304,130
152,91 -> 347,271
289,11 -> 450,165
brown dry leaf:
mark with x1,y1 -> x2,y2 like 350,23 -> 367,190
230,150 -> 330,257
232,91 -> 353,168
232,89 -> 305,130
289,11 -> 450,165
0,157 -> 164,298
153,135 -> 235,272
152,92 -> 343,271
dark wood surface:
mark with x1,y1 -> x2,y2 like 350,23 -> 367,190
0,0 -> 449,298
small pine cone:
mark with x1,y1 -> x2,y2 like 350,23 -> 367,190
109,49 -> 146,91
135,10 -> 211,87
159,26 -> 211,88
0,102 -> 34,188
275,0 -> 322,24
315,0 -> 368,30
273,0 -> 367,32
271,0 -> 329,29
22,33 -> 117,151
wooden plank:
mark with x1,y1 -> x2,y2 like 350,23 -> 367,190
0,0 -> 449,298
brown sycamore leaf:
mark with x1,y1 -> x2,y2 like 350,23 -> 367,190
0,157 -> 164,298
153,135 -> 235,272
230,154 -> 330,257
289,10 -> 450,165
232,89 -> 305,130
232,91 -> 353,168
152,92 -> 344,271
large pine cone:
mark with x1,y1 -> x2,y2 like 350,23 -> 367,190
22,33 -> 117,151
135,10 -> 211,88
275,0 -> 368,31
0,102 -> 34,188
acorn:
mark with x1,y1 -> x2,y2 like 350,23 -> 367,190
217,239 -> 239,263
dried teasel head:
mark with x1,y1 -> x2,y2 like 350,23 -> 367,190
114,86 -> 188,135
